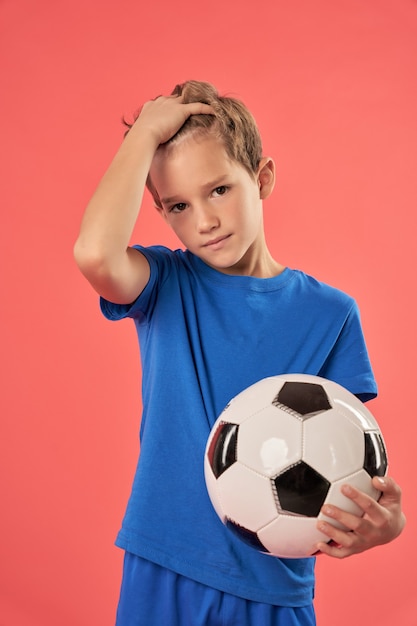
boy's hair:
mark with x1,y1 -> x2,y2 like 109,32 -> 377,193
124,80 -> 263,209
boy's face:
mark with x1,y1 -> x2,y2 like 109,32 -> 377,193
150,134 -> 275,276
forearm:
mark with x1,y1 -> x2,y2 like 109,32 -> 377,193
74,126 -> 158,273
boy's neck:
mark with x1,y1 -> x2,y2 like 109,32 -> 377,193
204,249 -> 285,279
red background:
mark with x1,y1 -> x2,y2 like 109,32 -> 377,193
1,0 -> 416,624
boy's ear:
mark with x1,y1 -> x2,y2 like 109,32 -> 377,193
257,157 -> 275,200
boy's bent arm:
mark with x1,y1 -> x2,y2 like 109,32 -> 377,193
74,95 -> 214,304
74,127 -> 157,304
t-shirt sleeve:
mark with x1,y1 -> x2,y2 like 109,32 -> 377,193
99,245 -> 170,322
318,300 -> 377,402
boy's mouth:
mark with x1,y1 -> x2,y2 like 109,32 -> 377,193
203,234 -> 231,249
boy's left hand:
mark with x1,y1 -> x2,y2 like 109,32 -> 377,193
315,476 -> 405,558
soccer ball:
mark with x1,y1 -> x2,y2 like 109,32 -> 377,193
204,374 -> 388,558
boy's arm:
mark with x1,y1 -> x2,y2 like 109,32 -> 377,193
74,95 -> 213,304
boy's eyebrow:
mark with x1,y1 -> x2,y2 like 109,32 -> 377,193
160,194 -> 183,206
160,176 -> 230,206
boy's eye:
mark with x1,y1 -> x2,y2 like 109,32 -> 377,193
170,202 -> 187,213
213,186 -> 228,196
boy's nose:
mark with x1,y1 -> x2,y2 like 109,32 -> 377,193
196,206 -> 220,233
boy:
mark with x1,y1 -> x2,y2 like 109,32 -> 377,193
74,81 -> 405,626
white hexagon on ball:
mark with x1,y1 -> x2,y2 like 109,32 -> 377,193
215,463 -> 278,531
303,409 -> 365,481
258,514 -> 326,558
221,377 -> 288,426
238,406 -> 302,477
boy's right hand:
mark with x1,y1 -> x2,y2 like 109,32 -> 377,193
130,95 -> 214,147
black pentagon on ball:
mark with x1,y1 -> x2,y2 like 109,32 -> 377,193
273,461 -> 331,517
226,520 -> 269,553
364,432 -> 388,477
207,422 -> 239,478
273,381 -> 332,416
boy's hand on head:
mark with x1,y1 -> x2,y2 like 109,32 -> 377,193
315,475 -> 405,559
132,95 -> 214,147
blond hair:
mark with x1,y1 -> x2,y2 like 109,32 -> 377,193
124,80 -> 263,209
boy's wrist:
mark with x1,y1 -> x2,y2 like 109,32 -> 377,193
124,119 -> 162,153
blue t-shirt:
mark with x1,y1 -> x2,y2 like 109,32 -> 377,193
100,246 -> 377,606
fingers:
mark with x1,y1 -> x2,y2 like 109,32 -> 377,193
315,538 -> 353,559
164,94 -> 215,116
319,483 -> 382,531
315,476 -> 406,559
123,94 -> 213,145
315,488 -> 373,559
134,95 -> 214,145
185,101 -> 215,116
151,93 -> 212,110
372,475 -> 402,503
151,93 -> 214,116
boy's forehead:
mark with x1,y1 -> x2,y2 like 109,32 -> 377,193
150,134 -> 236,186
154,131 -> 227,163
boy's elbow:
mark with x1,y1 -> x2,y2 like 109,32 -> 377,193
73,238 -> 136,303
73,238 -> 148,303
73,238 -> 111,281
73,236 -> 91,274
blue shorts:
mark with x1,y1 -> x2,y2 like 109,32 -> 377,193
115,552 -> 316,626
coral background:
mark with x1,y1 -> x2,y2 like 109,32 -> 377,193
1,0 -> 416,623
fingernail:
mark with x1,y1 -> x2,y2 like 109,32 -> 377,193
342,484 -> 353,496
